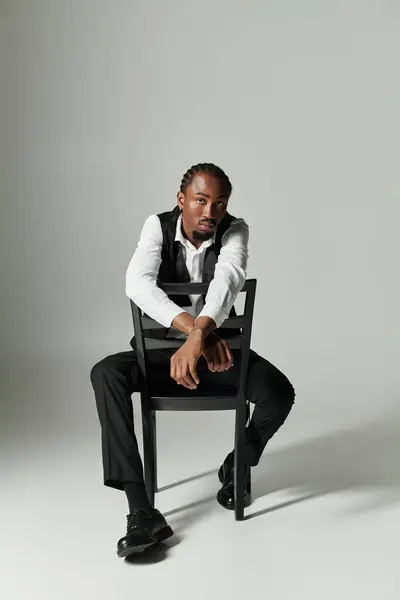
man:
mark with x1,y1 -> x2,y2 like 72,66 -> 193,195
90,162 -> 295,558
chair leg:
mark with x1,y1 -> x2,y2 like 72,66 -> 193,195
142,406 -> 157,508
234,400 -> 247,521
152,412 -> 158,494
245,402 -> 251,496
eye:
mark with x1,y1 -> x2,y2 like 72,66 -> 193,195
197,198 -> 206,204
217,201 -> 226,207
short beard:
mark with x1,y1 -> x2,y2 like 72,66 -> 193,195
192,229 -> 214,242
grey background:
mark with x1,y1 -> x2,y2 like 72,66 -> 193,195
1,1 -> 399,597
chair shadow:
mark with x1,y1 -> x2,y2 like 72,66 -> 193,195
157,468 -> 217,493
244,489 -> 334,520
157,470 -> 218,532
248,402 -> 400,518
159,403 -> 400,523
163,494 -> 216,534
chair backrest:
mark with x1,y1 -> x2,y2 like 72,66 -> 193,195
130,279 -> 257,399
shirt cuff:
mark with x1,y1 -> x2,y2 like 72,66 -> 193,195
196,304 -> 228,329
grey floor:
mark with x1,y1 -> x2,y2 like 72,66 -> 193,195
2,360 -> 399,599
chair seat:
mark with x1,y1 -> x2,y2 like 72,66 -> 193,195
146,380 -> 240,411
148,394 -> 240,411
148,380 -> 238,396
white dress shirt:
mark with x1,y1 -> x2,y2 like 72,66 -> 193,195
125,212 -> 249,338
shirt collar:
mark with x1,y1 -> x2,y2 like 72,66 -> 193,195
175,213 -> 216,251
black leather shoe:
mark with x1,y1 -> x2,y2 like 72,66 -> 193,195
117,508 -> 174,558
217,460 -> 251,510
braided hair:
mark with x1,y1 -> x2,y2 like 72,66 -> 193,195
179,163 -> 232,197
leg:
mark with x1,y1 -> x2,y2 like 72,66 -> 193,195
202,365 -> 251,512
89,348 -> 171,491
243,350 -> 295,466
91,349 -> 175,557
200,349 -> 295,467
209,350 -> 295,509
90,350 -> 144,489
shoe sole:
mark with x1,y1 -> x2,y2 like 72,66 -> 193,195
117,525 -> 174,558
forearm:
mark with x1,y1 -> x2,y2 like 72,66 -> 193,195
196,220 -> 249,328
171,312 -> 196,335
127,279 -> 184,328
126,214 -> 185,328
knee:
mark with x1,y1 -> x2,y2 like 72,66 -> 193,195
269,383 -> 295,423
253,376 -> 295,416
276,376 -> 295,412
90,357 -> 113,387
284,379 -> 296,405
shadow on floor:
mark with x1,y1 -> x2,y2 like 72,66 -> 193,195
160,403 -> 400,523
125,534 -> 182,565
158,468 -> 217,493
249,402 -> 400,518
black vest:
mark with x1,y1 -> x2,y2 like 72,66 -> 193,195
129,206 -> 241,350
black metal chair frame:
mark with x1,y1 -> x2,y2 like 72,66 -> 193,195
129,279 -> 257,521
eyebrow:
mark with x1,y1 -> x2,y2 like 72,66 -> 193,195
195,192 -> 228,200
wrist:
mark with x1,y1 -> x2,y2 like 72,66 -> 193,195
188,327 -> 206,341
187,323 -> 196,335
190,316 -> 216,339
171,312 -> 196,335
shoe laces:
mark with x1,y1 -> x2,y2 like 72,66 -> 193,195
126,509 -> 150,534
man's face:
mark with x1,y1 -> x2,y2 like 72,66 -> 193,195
177,173 -> 230,243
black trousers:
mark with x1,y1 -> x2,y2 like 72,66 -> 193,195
90,347 -> 295,491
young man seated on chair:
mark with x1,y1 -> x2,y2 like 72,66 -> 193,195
90,162 -> 295,557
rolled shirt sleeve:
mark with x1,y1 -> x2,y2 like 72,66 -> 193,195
125,214 -> 185,327
196,218 -> 249,328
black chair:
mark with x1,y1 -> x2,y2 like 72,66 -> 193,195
129,279 -> 257,521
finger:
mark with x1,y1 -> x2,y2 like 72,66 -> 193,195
185,367 -> 198,388
181,373 -> 196,389
189,360 -> 200,386
210,348 -> 219,371
180,363 -> 197,389
215,344 -> 226,372
223,342 -> 234,369
178,377 -> 192,389
170,358 -> 177,382
175,361 -> 183,384
220,345 -> 231,372
224,342 -> 233,367
189,360 -> 199,384
203,349 -> 215,372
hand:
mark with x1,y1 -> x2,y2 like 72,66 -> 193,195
170,331 -> 204,390
202,332 -> 234,373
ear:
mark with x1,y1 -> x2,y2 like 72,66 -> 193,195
177,191 -> 185,211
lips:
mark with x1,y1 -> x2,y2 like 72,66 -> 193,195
198,223 -> 215,231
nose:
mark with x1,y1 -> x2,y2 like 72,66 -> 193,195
202,204 -> 216,220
